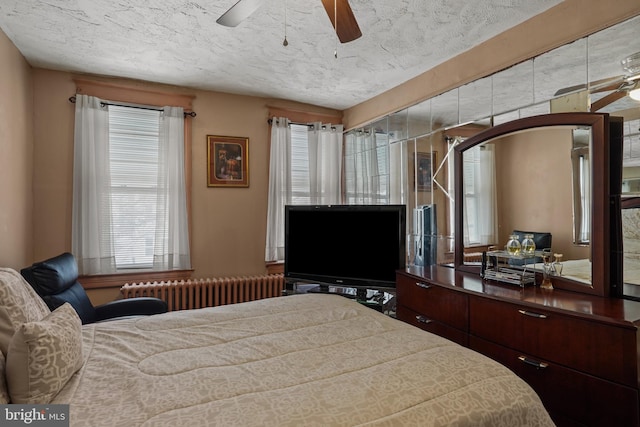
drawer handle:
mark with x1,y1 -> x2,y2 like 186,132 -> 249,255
518,309 -> 548,319
416,282 -> 432,289
518,355 -> 549,370
416,315 -> 433,324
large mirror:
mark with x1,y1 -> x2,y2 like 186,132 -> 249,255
454,113 -> 620,297
343,14 -> 639,298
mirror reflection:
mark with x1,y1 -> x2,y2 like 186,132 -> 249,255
621,116 -> 640,299
343,15 -> 638,297
461,125 -> 593,285
622,199 -> 640,299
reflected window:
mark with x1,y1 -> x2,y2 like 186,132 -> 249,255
578,154 -> 591,243
344,131 -> 390,204
463,144 -> 498,246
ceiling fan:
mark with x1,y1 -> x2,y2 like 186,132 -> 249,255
554,52 -> 640,112
216,0 -> 362,43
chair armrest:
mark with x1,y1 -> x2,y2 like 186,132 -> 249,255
94,297 -> 168,321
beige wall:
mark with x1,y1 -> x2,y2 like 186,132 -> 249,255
495,129 -> 589,261
0,29 -> 33,270
30,70 -> 340,284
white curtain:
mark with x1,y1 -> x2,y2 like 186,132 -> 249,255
463,145 -> 498,246
72,94 -> 117,274
265,118 -> 292,261
153,106 -> 191,270
308,122 -> 343,204
344,130 -> 383,204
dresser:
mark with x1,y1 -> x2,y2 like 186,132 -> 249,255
396,266 -> 640,427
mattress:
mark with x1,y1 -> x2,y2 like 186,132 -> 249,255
54,293 -> 554,426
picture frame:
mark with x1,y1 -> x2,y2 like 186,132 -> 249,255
415,151 -> 436,192
207,135 -> 249,187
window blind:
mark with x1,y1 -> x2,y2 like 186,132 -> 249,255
290,124 -> 311,204
108,105 -> 161,269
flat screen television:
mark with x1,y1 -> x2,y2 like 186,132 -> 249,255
284,204 -> 406,289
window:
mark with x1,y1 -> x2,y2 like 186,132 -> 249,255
290,124 -> 311,204
462,144 -> 497,246
108,106 -> 161,268
72,94 -> 191,275
265,118 -> 343,262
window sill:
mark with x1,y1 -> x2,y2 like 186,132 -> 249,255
266,261 -> 284,275
80,269 -> 193,290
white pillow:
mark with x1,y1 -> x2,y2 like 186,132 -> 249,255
0,351 -> 9,403
0,268 -> 50,355
6,303 -> 83,404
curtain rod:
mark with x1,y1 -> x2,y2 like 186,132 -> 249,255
267,118 -> 338,130
68,96 -> 196,118
268,118 -> 313,128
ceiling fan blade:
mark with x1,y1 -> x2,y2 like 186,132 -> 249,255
589,75 -> 628,93
554,83 -> 587,97
216,0 -> 265,27
321,0 -> 362,43
590,90 -> 627,112
554,76 -> 625,96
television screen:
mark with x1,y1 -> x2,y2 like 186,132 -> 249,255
284,204 -> 406,289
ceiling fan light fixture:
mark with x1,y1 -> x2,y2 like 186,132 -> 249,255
629,87 -> 640,102
622,52 -> 640,75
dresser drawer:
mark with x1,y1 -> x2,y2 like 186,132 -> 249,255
469,296 -> 637,386
397,305 -> 468,346
396,273 -> 468,331
470,335 -> 640,427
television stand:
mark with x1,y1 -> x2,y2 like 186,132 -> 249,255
286,282 -> 396,316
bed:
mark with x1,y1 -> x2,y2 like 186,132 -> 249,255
0,267 -> 555,426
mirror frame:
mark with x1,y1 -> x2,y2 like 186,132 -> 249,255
454,112 -> 620,297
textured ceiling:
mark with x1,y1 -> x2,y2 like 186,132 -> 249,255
0,0 -> 563,110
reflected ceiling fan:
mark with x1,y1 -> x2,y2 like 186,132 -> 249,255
216,0 -> 362,43
554,52 -> 640,111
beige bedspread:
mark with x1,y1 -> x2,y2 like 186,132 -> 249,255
54,294 -> 554,426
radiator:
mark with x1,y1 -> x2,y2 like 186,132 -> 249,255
121,274 -> 285,311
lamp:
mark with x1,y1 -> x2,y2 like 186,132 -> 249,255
629,86 -> 640,101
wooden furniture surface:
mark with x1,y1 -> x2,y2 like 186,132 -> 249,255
396,265 -> 640,427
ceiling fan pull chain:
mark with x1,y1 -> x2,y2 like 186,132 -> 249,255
283,0 -> 288,46
334,0 -> 338,58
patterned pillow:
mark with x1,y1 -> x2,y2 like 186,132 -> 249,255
6,303 -> 83,404
0,351 -> 8,403
0,268 -> 50,355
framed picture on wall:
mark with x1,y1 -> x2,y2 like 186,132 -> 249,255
415,151 -> 436,192
207,135 -> 249,187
